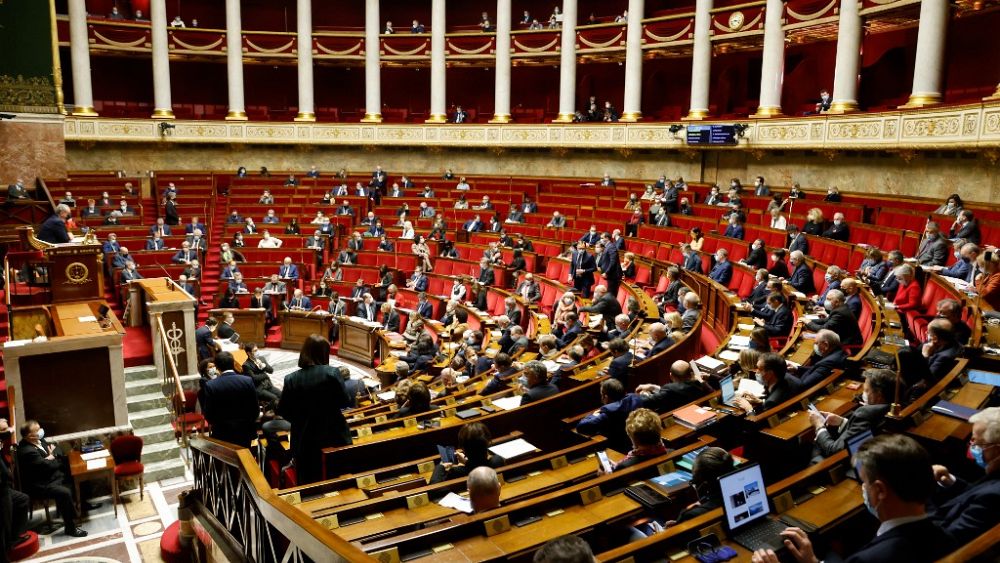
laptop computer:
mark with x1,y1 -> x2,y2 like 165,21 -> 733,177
719,462 -> 788,552
845,430 -> 874,481
714,375 -> 743,414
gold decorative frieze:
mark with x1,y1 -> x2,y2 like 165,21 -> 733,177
62,101 -> 1000,150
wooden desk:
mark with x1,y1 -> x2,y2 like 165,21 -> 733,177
52,302 -> 123,336
339,316 -> 380,365
130,277 -> 198,375
761,382 -> 859,441
281,310 -> 334,350
908,382 -> 993,442
68,450 -> 118,516
208,308 -> 267,344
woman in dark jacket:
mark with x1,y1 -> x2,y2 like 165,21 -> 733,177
278,335 -> 352,484
430,422 -> 506,484
241,342 -> 280,410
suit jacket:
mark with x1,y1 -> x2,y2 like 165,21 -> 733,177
199,372 -> 259,447
149,224 -> 172,237
415,299 -> 433,319
930,471 -> 1000,545
916,236 -> 949,266
757,304 -> 792,337
797,348 -> 847,388
951,220 -> 981,245
146,238 -> 166,250
463,219 -> 482,232
940,258 -> 972,281
357,301 -> 378,321
279,264 -> 300,280
709,260 -> 733,286
813,404 -> 889,458
580,293 -> 623,319
844,518 -> 954,563
643,380 -> 707,413
682,308 -> 700,331
747,282 -> 770,307
662,279 -> 683,306
576,394 -> 644,452
548,216 -> 566,228
477,267 -> 495,286
723,224 -> 745,240
822,223 -> 851,242
410,274 -> 429,292
597,248 -> 622,281
647,335 -> 675,357
120,268 -> 143,283
607,353 -> 634,384
556,322 -> 584,348
516,281 -> 541,302
382,311 -> 400,332
806,305 -> 862,346
15,439 -> 66,493
580,232 -> 600,245
287,295 -> 312,310
757,378 -> 797,413
37,215 -> 70,244
520,382 -> 559,406
277,365 -> 352,481
744,247 -> 767,269
788,234 -> 809,255
927,342 -> 962,380
789,263 -> 816,294
683,253 -> 703,274
571,251 -> 597,284
505,307 -> 522,327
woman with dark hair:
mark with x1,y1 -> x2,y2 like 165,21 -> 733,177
768,248 -> 790,279
507,248 -> 526,273
219,287 -> 240,309
394,381 -> 432,419
688,227 -> 704,252
284,217 -> 300,235
232,231 -> 245,248
429,422 -> 506,483
277,334 -> 352,484
241,342 -> 280,410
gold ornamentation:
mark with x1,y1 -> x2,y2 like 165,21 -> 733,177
72,106 -> 99,117
64,262 -> 91,284
152,108 -> 175,119
488,113 -> 512,123
294,112 -> 316,122
425,114 -> 448,123
244,39 -> 295,54
446,40 -> 494,55
170,35 -> 225,52
786,0 -> 838,21
382,41 -> 429,56
728,11 -> 746,31
92,30 -> 148,49
751,106 -> 783,118
644,22 -> 693,43
225,110 -> 248,121
578,32 -> 624,50
0,75 -> 58,113
900,93 -> 942,108
683,108 -> 710,120
512,38 -> 559,53
620,111 -> 642,122
714,12 -> 762,33
360,112 -> 383,123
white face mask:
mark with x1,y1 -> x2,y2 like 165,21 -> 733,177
36,428 -> 45,440
813,344 -> 822,356
860,391 -> 870,406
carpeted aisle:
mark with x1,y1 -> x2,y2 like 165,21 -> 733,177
123,326 -> 154,367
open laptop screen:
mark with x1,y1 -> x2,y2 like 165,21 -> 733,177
720,375 -> 735,404
719,462 -> 769,531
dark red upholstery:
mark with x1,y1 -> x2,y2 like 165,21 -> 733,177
114,460 -> 144,477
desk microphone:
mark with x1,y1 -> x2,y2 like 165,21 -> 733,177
304,305 -> 324,317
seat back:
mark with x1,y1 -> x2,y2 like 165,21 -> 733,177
110,435 -> 144,464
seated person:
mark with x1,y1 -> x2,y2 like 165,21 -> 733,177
241,342 -> 281,410
394,381 -> 432,418
228,272 -> 248,294
753,292 -> 793,337
804,289 -> 862,346
219,287 -> 241,309
809,368 -> 893,462
791,329 -> 848,388
787,250 -> 816,294
680,293 -> 701,332
733,352 -> 798,415
257,231 -> 283,248
519,361 -> 559,405
708,248 -> 734,286
921,318 -> 963,381
636,358 -> 708,412
577,378 -> 644,453
467,467 -> 502,514
430,422 -> 505,484
604,408 -> 668,472
928,406 -> 1000,544
16,420 -> 91,537
278,257 -> 299,280
286,289 -> 312,311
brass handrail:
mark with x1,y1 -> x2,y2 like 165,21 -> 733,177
154,313 -> 189,451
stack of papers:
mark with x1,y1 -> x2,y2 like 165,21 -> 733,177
718,349 -> 741,362
737,323 -> 756,331
491,396 -> 523,411
376,390 -> 396,401
86,459 -> 106,471
488,438 -> 537,459
80,450 -> 110,461
542,360 -> 561,373
728,335 -> 751,349
438,492 -> 473,514
737,378 -> 765,398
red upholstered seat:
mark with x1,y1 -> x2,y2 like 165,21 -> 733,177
114,460 -> 144,477
160,521 -> 186,563
7,531 -> 39,561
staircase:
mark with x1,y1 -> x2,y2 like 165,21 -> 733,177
124,366 -> 187,482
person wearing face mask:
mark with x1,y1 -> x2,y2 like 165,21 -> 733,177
241,342 -> 280,411
804,290 -> 862,346
768,248 -> 790,279
789,329 -> 847,388
519,361 -> 558,406
709,248 -> 734,286
929,406 -> 1000,544
733,353 -> 798,414
787,250 -> 816,294
822,212 -> 851,242
742,239 -> 768,270
936,241 -> 977,282
920,318 -> 963,381
815,89 -> 832,113
16,420 -> 92,537
753,293 -> 792,337
680,243 -> 703,275
948,209 -> 981,245
744,269 -> 771,309
934,193 -> 963,216
753,434 -> 954,563
0,418 -> 31,552
873,250 -> 904,299
815,265 -> 844,305
809,369 -> 893,462
915,222 -> 949,266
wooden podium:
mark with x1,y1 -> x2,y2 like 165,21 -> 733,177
209,308 -> 267,344
338,316 -> 380,367
129,278 -> 198,376
279,310 -> 333,351
45,242 -> 105,303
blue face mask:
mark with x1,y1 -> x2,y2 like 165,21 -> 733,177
970,444 -> 988,469
862,484 -> 878,517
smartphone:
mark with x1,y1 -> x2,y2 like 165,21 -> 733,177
597,450 -> 613,473
807,403 -> 820,415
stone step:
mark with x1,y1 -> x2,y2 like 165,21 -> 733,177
127,392 -> 169,413
141,439 -> 181,464
125,377 -> 163,396
132,422 -> 176,445
125,365 -> 159,383
143,457 -> 188,483
129,407 -> 173,429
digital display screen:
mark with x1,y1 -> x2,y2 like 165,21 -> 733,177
686,124 -> 739,145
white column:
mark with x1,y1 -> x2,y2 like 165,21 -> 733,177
225,0 -> 247,120
427,0 -> 448,122
294,0 -> 315,121
150,0 -> 173,118
753,0 -> 785,117
67,0 -> 97,116
554,0 -> 579,122
362,0 -> 382,122
903,0 -> 948,107
490,0 -> 512,123
620,0 -> 645,122
685,0 -> 713,120
829,0 -> 861,112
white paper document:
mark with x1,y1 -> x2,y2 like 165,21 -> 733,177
86,459 -> 106,471
737,378 -> 766,398
695,355 -> 725,371
77,315 -> 98,323
81,450 -> 110,461
728,336 -> 751,349
488,438 -> 538,460
438,492 -> 473,514
737,323 -> 756,332
376,390 -> 396,401
718,349 -> 741,362
491,396 -> 523,411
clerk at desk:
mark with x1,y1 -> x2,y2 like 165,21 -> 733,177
287,289 -> 312,311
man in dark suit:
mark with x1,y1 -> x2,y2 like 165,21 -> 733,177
519,361 -> 559,406
681,244 -> 703,275
735,353 -> 798,415
949,210 -> 981,245
515,273 -> 541,303
195,318 -> 219,360
172,241 -> 196,264
709,248 -> 734,287
787,225 -> 809,256
788,250 -> 816,294
407,268 -> 429,292
216,313 -> 237,340
804,289 -> 863,346
357,293 -> 378,321
636,360 -> 707,413
569,241 -> 597,297
1,420 -> 30,551
477,258 -> 495,286
745,269 -> 771,308
644,322 -> 674,357
576,378 -> 644,453
929,406 -> 1000,544
501,296 -> 522,327
596,242 -> 623,297
753,293 -> 793,337
463,215 -> 483,232
580,226 -> 601,246
286,289 -> 312,311
198,352 -> 259,447
754,434 -> 954,563
915,222 -> 949,267
555,312 -> 584,348
380,303 -> 400,332
809,368 -> 893,462
36,204 -> 72,244
185,217 -> 207,234
580,284 -> 623,326
605,338 -> 634,385
922,319 -> 963,381
793,329 -> 848,388
278,258 -> 300,280
120,261 -> 144,283
451,105 -> 469,123
753,176 -> 770,196
822,212 -> 851,242
146,233 -> 166,250
415,292 -> 434,319
7,178 -> 31,200
16,420 -> 89,537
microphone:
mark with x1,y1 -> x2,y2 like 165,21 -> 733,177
304,305 -> 324,317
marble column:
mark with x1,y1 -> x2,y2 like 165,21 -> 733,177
427,0 -> 448,123
150,0 -> 173,118
225,0 -> 247,120
620,0 -> 645,122
829,0 -> 861,112
294,0 -> 315,121
362,0 -> 382,122
554,0 -> 579,122
903,0 -> 948,107
753,0 -> 785,117
490,0 -> 512,123
67,0 -> 97,116
684,0 -> 713,120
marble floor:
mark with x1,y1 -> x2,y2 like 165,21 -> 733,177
21,467 -> 194,562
